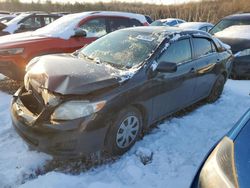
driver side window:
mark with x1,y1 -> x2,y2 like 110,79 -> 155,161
158,39 -> 192,64
79,18 -> 107,38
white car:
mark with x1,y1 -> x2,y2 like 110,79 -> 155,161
151,18 -> 186,26
177,22 -> 214,32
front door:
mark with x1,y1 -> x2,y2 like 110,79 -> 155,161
152,38 -> 197,121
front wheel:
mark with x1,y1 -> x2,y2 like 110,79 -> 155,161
105,106 -> 142,156
206,74 -> 226,103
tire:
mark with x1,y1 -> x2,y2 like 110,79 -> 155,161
105,106 -> 143,156
207,74 -> 226,103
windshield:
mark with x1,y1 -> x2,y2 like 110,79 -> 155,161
210,19 -> 250,35
33,12 -> 90,39
6,13 -> 29,26
80,30 -> 162,69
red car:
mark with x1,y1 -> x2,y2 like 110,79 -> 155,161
0,11 -> 149,80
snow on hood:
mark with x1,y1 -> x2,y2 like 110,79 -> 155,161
178,22 -> 213,30
215,25 -> 250,39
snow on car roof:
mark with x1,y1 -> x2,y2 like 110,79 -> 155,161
178,22 -> 213,30
159,18 -> 185,22
3,13 -> 30,33
215,25 -> 250,39
33,11 -> 148,40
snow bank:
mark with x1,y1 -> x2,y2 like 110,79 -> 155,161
0,80 -> 249,188
215,25 -> 250,39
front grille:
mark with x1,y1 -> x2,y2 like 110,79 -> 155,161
19,87 -> 45,115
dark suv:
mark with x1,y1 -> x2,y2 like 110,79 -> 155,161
210,13 -> 250,78
0,12 -> 61,36
11,27 -> 233,159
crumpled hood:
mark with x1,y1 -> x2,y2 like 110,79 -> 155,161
25,54 -> 123,95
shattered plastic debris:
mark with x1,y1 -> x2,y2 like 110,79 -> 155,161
136,147 -> 153,165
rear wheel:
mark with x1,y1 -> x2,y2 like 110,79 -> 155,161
106,106 -> 142,155
207,74 -> 226,103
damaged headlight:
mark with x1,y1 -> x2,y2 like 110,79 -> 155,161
41,89 -> 60,106
51,100 -> 106,121
198,136 -> 239,188
0,48 -> 24,55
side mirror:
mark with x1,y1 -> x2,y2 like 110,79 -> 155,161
156,61 -> 177,73
74,29 -> 87,37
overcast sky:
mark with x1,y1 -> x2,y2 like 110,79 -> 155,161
19,0 -> 200,5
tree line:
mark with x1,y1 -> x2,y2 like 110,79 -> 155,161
1,0 -> 250,23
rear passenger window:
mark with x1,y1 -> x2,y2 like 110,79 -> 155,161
158,39 -> 192,64
193,38 -> 213,58
79,18 -> 107,38
109,18 -> 131,32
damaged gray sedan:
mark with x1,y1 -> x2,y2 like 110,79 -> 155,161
11,27 -> 233,158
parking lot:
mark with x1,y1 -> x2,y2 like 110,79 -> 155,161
0,78 -> 249,188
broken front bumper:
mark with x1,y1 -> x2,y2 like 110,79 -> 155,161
11,87 -> 109,159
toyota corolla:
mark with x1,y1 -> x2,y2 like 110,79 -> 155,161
11,27 -> 233,159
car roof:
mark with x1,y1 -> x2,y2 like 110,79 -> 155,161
121,26 -> 211,38
159,18 -> 185,22
224,13 -> 250,20
178,22 -> 213,29
56,11 -> 148,24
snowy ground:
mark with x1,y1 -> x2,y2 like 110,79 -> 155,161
0,79 -> 249,188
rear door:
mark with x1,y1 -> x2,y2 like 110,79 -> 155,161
152,37 -> 197,120
191,36 -> 219,100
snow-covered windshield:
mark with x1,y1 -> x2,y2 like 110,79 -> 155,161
3,13 -> 30,33
5,13 -> 29,26
33,12 -> 90,39
80,30 -> 162,69
210,19 -> 250,35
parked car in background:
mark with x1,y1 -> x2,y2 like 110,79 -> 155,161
0,12 -> 61,36
0,14 -> 16,24
191,108 -> 250,188
0,11 -> 149,80
11,27 -> 232,159
151,18 -> 186,26
0,11 -> 10,17
209,13 -> 250,35
213,24 -> 250,79
177,22 -> 214,32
